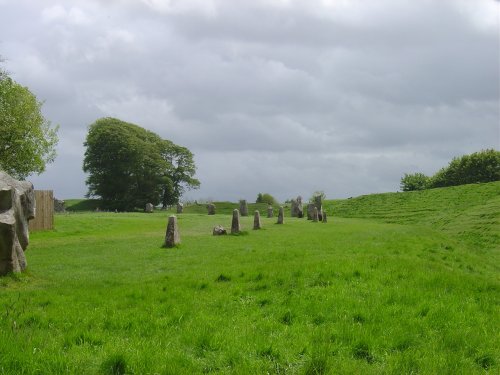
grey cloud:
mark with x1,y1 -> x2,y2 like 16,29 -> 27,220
1,0 -> 498,200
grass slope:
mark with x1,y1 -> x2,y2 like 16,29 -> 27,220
0,184 -> 498,374
325,181 -> 500,251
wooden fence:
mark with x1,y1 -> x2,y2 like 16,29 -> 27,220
29,190 -> 54,231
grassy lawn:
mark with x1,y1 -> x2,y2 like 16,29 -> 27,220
1,184 -> 499,374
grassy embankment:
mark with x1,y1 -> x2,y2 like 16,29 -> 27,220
0,182 -> 498,374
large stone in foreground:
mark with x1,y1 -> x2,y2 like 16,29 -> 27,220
0,172 -> 35,275
231,209 -> 241,234
164,215 -> 180,248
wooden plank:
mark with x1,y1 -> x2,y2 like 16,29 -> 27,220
29,190 -> 54,231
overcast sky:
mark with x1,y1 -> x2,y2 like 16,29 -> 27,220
1,0 -> 499,202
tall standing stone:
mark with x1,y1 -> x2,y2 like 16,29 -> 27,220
314,195 -> 323,213
322,210 -> 327,223
277,206 -> 284,224
0,172 -> 35,275
291,196 -> 303,218
164,215 -> 180,248
307,204 -> 315,220
253,210 -> 261,230
176,203 -> 184,214
207,203 -> 216,215
239,200 -> 248,217
231,209 -> 241,234
267,205 -> 273,218
145,203 -> 154,213
313,207 -> 319,222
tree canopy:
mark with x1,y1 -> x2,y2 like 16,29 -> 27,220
0,74 -> 58,179
400,149 -> 500,191
83,118 -> 199,211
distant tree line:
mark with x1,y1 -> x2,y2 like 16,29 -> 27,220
400,149 -> 500,192
83,117 -> 200,211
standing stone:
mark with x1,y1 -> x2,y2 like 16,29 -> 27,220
231,209 -> 241,234
277,206 -> 284,224
207,203 -> 216,215
145,203 -> 154,213
0,172 -> 35,275
176,203 -> 184,214
253,210 -> 261,230
322,211 -> 327,223
291,196 -> 303,218
313,206 -> 319,222
53,198 -> 65,213
314,195 -> 323,213
164,215 -> 180,248
307,203 -> 315,220
267,205 -> 273,218
239,200 -> 248,216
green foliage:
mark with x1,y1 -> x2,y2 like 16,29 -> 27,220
83,118 -> 199,211
256,192 -> 277,205
428,149 -> 500,188
401,149 -> 500,192
400,172 -> 429,191
324,181 -> 500,250
0,75 -> 58,179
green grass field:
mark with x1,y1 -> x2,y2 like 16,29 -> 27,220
1,183 -> 499,374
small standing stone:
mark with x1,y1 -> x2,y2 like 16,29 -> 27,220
267,205 -> 274,218
176,203 -> 184,214
313,207 -> 319,222
307,204 -> 315,220
253,210 -> 261,230
145,203 -> 154,213
213,225 -> 227,235
239,200 -> 248,216
231,209 -> 241,234
207,203 -> 216,215
164,215 -> 180,248
277,206 -> 284,224
322,211 -> 327,223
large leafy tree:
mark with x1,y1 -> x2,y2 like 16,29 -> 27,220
0,73 -> 58,179
160,140 -> 200,207
83,118 -> 199,211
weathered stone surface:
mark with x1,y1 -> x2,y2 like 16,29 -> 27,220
239,200 -> 248,216
277,206 -> 284,224
164,215 -> 180,247
267,206 -> 273,218
207,203 -> 216,215
0,172 -> 35,275
145,203 -> 154,213
253,210 -> 261,230
231,209 -> 241,234
314,195 -> 323,213
213,225 -> 227,235
307,203 -> 315,220
54,198 -> 65,213
291,196 -> 303,218
176,203 -> 184,214
322,211 -> 327,223
313,206 -> 319,222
